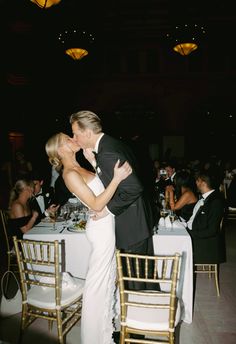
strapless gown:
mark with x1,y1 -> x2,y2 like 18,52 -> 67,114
74,176 -> 116,344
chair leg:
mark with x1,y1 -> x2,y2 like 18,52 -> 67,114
170,331 -> 175,344
214,264 -> 220,297
120,326 -> 125,344
208,265 -> 212,279
48,319 -> 53,331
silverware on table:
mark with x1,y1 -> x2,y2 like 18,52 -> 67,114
59,226 -> 66,233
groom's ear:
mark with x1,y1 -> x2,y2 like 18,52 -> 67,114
85,128 -> 93,138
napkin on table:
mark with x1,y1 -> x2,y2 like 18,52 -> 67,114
164,215 -> 172,228
172,219 -> 187,229
158,217 -> 165,227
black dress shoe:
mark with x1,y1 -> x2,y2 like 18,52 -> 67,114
112,331 -> 120,343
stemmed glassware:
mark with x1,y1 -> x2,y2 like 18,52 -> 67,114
49,209 -> 58,230
60,205 -> 71,227
159,207 -> 170,230
72,209 -> 80,225
160,208 -> 169,219
169,210 -> 176,230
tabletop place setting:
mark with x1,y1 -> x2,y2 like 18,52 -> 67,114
34,198 -> 89,233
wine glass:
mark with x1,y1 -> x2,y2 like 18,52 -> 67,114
49,210 -> 58,230
160,208 -> 169,219
72,207 -> 80,225
60,205 -> 71,226
169,210 -> 176,230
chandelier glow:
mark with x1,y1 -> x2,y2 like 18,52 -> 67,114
30,0 -> 61,9
166,23 -> 206,56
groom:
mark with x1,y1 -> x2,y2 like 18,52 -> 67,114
70,111 -> 156,270
70,110 -> 157,342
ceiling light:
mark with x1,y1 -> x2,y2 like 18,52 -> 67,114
58,28 -> 95,60
30,0 -> 62,9
166,24 -> 206,56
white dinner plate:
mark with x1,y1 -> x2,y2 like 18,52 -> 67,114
41,217 -> 64,223
35,219 -> 64,227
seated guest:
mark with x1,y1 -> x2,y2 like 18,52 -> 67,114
154,164 -> 168,208
30,170 -> 59,224
164,160 -> 177,187
227,173 -> 236,207
166,170 -> 198,221
8,179 -> 39,247
187,170 -> 226,265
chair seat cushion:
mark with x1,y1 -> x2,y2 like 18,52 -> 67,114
125,293 -> 181,331
27,277 -> 85,309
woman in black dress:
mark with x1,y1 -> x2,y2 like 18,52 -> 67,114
8,179 -> 39,248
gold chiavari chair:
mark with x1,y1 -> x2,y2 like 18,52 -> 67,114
13,236 -> 85,344
194,217 -> 224,297
116,250 -> 181,344
0,209 -> 18,290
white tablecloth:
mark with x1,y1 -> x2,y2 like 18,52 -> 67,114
24,222 -> 193,324
24,224 -> 92,280
153,226 -> 193,324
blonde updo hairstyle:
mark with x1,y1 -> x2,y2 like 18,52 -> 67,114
45,132 -> 65,172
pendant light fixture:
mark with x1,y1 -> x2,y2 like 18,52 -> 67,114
58,28 -> 95,60
30,0 -> 62,9
166,23 -> 206,56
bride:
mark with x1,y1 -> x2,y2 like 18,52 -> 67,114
45,132 -> 132,344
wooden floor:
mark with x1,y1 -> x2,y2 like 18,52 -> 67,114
0,221 -> 236,343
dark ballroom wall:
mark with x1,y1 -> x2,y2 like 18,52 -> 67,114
0,0 -> 235,163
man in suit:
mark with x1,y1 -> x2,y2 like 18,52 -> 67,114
69,110 -> 158,342
164,160 -> 177,187
187,170 -> 226,264
30,171 -> 59,224
70,110 -> 155,251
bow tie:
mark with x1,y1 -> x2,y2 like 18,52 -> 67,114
93,151 -> 98,159
35,193 -> 43,198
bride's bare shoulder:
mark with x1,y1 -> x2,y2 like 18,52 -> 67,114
79,167 -> 95,183
63,166 -> 95,183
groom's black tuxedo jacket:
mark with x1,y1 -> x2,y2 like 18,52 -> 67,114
188,190 -> 226,264
96,134 -> 155,249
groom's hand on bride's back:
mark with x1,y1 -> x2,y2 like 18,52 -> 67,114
114,160 -> 132,182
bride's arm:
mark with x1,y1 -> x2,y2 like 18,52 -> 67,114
63,160 -> 132,212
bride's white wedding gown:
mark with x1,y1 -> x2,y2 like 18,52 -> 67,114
75,176 -> 116,344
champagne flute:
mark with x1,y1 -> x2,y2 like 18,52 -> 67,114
169,210 -> 176,230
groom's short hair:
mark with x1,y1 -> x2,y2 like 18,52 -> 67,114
70,110 -> 102,134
